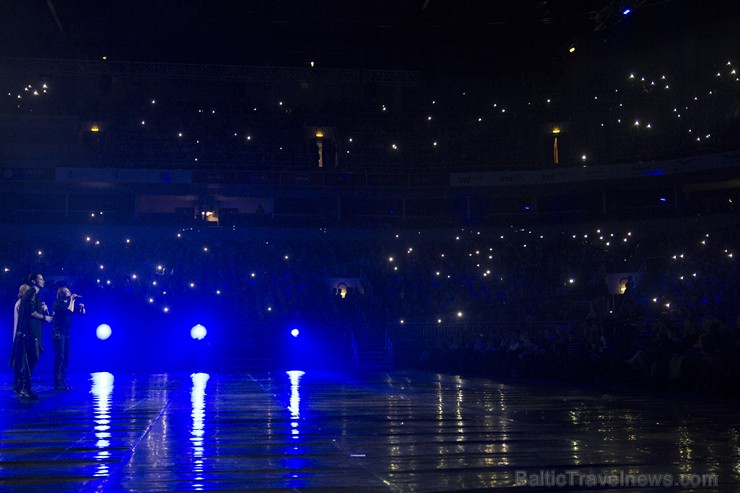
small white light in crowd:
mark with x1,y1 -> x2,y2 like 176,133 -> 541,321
457,312 -> 463,318
148,298 -> 154,303
99,265 -> 104,270
132,274 -> 137,279
216,290 -> 221,295
163,307 -> 169,313
189,282 -> 195,288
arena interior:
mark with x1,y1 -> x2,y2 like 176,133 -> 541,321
1,1 -> 739,491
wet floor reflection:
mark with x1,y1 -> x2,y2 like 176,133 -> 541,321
89,371 -> 114,478
2,371 -> 740,491
190,373 -> 209,491
284,370 -> 307,488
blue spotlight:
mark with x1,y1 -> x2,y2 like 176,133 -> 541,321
96,324 -> 112,340
290,328 -> 300,338
191,324 -> 207,340
622,8 -> 632,15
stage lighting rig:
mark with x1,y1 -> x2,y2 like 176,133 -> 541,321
594,0 -> 647,30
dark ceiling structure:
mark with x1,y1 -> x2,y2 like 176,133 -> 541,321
2,0 -> 738,74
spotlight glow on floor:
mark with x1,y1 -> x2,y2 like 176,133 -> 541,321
96,324 -> 112,340
191,324 -> 207,340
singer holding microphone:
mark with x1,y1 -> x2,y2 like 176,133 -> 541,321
51,287 -> 85,391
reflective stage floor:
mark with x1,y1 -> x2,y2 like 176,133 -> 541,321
1,371 -> 739,492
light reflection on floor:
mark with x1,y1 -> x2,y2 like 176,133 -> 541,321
190,372 -> 208,491
90,372 -> 114,478
0,371 -> 739,491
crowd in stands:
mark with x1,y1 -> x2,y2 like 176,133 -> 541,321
3,56 -> 739,172
2,218 -> 738,393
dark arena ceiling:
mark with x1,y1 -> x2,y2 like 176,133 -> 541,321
2,0 -> 739,74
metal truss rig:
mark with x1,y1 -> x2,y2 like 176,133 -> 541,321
0,57 -> 419,87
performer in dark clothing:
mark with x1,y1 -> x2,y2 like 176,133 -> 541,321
51,287 -> 84,390
12,283 -> 30,394
10,273 -> 52,400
